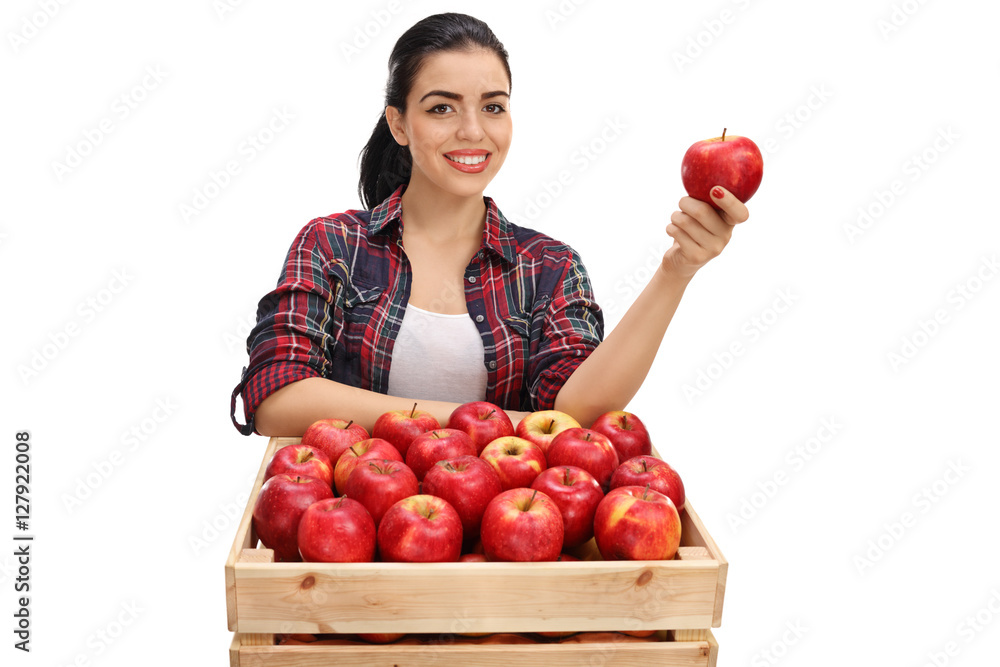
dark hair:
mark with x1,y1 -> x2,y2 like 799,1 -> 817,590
357,13 -> 512,209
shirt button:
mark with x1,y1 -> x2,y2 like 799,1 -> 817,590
488,360 -> 497,370
475,315 -> 484,323
467,276 -> 477,284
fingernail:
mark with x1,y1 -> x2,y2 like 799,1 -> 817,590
711,187 -> 724,199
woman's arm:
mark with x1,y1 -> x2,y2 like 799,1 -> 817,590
554,187 -> 749,426
255,377 -> 532,436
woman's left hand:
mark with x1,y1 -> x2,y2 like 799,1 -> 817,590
662,185 -> 749,281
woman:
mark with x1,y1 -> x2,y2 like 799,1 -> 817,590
230,13 -> 748,436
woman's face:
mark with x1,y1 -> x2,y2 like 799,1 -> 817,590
387,49 -> 512,201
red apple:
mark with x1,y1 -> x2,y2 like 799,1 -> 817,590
546,428 -> 619,489
480,488 -> 563,562
530,465 -> 604,548
356,633 -> 406,643
334,438 -> 403,495
610,455 -> 685,510
446,401 -> 514,454
515,409 -> 581,457
301,418 -> 370,465
252,474 -> 334,562
459,553 -> 488,562
479,436 -> 546,491
593,485 -> 682,561
296,496 -> 376,562
377,494 -> 463,562
589,411 -> 652,465
405,428 -> 477,481
422,455 -> 503,541
372,402 -> 441,458
264,444 -> 334,487
681,128 -> 763,209
343,459 -> 419,528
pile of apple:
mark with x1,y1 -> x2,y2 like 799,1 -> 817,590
252,401 -> 686,564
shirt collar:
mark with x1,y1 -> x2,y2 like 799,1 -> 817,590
366,184 -> 517,265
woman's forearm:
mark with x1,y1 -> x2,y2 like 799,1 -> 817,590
254,377 -> 531,436
554,265 -> 693,427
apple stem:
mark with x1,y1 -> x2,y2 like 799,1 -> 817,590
721,127 -> 727,141
547,419 -> 554,433
345,420 -> 354,429
486,409 -> 495,419
348,445 -> 358,456
410,402 -> 417,418
527,489 -> 538,510
643,483 -> 651,501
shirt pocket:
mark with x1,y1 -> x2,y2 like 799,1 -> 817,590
341,281 -> 384,344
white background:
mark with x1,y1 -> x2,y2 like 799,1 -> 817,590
3,0 -> 999,665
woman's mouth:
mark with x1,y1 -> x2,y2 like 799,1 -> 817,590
444,151 -> 491,173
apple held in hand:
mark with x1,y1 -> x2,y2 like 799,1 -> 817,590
372,402 -> 441,459
377,494 -> 464,563
681,128 -> 763,209
421,455 -> 502,541
530,465 -> 604,549
515,409 -> 580,457
252,474 -> 334,562
265,444 -> 334,487
610,455 -> 685,511
405,428 -> 477,481
297,496 -> 376,562
301,418 -> 370,465
546,428 -> 619,489
446,401 -> 514,454
589,411 -> 652,465
594,485 -> 681,561
334,438 -> 403,495
480,488 -> 564,562
343,459 -> 419,527
480,436 -> 546,491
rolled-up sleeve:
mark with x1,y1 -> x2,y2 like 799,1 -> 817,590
232,220 -> 344,433
528,249 -> 604,410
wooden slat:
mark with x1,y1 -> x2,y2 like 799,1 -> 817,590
232,632 -> 717,667
233,558 -> 719,634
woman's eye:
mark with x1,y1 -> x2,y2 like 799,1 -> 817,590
484,103 -> 506,114
429,104 -> 452,114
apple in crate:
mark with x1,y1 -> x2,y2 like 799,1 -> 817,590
405,428 -> 477,481
343,459 -> 419,527
334,438 -> 402,495
252,474 -> 334,562
546,428 -> 619,489
372,402 -> 440,458
594,485 -> 681,561
530,465 -> 604,548
356,632 -> 406,643
296,497 -> 375,562
421,455 -> 502,541
378,495 -> 464,562
681,128 -> 763,209
264,444 -> 333,487
515,409 -> 580,456
480,436 -> 546,490
610,455 -> 685,511
480,488 -> 563,562
446,401 -> 514,454
301,418 -> 370,465
589,411 -> 652,465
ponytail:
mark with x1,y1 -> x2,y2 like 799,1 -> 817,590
358,114 -> 411,210
356,13 -> 511,210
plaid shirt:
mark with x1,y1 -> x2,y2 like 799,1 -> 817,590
231,185 -> 604,435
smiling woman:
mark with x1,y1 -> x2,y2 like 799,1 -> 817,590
231,12 -> 750,437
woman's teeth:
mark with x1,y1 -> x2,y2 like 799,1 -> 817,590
446,154 -> 488,165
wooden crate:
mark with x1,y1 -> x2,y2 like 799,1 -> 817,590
226,437 -> 728,665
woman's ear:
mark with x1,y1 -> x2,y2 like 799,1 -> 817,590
384,106 -> 408,147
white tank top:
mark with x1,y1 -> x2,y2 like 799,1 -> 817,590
386,304 -> 488,403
